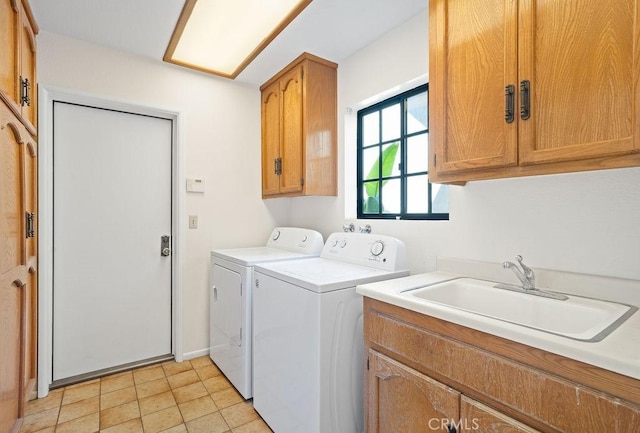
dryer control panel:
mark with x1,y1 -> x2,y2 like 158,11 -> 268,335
321,233 -> 408,271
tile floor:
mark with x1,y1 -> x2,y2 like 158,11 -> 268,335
19,356 -> 273,433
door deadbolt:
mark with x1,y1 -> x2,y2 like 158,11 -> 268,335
161,235 -> 171,256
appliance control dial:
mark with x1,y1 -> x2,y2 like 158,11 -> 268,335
370,240 -> 385,256
331,239 -> 339,247
272,230 -> 281,241
302,235 -> 308,243
339,239 -> 348,248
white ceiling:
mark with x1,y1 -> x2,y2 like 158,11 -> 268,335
29,0 -> 427,87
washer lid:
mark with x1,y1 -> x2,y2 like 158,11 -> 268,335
254,257 -> 410,293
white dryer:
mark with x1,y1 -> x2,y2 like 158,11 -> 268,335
209,227 -> 323,399
253,232 -> 409,433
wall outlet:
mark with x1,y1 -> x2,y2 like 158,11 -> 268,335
189,215 -> 198,229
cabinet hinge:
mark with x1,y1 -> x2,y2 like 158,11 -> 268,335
301,69 -> 304,79
433,154 -> 437,167
367,357 -> 370,370
301,178 -> 304,187
25,212 -> 35,238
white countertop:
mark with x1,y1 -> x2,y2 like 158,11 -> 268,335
356,258 -> 640,380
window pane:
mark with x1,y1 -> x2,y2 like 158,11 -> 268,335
407,175 -> 429,213
362,181 -> 380,214
362,146 -> 380,180
381,104 -> 400,142
407,92 -> 428,134
382,142 -> 401,178
381,178 -> 400,214
362,112 -> 380,146
432,184 -> 450,214
407,133 -> 428,174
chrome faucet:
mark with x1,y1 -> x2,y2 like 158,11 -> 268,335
502,255 -> 535,289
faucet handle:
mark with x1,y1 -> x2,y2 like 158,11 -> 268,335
515,255 -> 534,277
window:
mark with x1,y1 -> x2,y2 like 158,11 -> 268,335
357,84 -> 449,220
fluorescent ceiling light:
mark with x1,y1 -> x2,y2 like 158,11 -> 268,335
164,0 -> 313,79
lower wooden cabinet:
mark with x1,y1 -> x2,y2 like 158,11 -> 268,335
363,298 -> 640,433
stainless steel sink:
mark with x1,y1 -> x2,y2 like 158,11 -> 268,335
404,278 -> 637,342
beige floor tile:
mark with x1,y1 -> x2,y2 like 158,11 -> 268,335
172,382 -> 208,404
141,406 -> 183,433
162,361 -> 193,377
133,365 -> 165,385
99,417 -> 144,433
189,356 -> 212,369
24,427 -> 55,433
210,387 -> 243,410
62,381 -> 100,405
139,391 -> 177,416
185,412 -> 229,433
167,370 -> 200,390
55,412 -> 99,433
231,418 -> 273,433
58,395 -> 99,424
18,407 -> 59,433
24,390 -> 63,416
220,402 -> 259,429
136,377 -> 170,399
101,371 -> 135,394
100,401 -> 140,430
195,364 -> 221,381
101,386 -> 137,410
177,395 -> 217,422
202,376 -> 232,394
159,423 -> 187,433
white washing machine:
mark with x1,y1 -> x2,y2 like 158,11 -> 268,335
209,227 -> 324,399
253,232 -> 409,433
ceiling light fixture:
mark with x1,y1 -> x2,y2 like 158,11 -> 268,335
164,0 -> 313,79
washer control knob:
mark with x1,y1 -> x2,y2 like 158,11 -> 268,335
272,230 -> 281,241
339,239 -> 348,248
370,241 -> 384,256
302,235 -> 308,243
331,239 -> 339,247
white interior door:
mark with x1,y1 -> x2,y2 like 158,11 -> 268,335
52,101 -> 173,382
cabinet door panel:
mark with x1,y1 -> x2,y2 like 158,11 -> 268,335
279,65 -> 304,194
19,5 -> 36,130
430,0 -> 518,176
461,396 -> 540,433
1,114 -> 24,274
261,81 -> 281,197
0,0 -> 20,106
519,0 -> 640,164
368,350 -> 459,433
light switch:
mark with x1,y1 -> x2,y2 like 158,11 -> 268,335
189,215 -> 198,229
186,178 -> 205,193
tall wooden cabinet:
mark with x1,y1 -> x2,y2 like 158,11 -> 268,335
429,0 -> 640,183
260,52 -> 337,198
1,0 -> 38,432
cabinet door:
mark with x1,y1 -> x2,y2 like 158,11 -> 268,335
19,4 -> 36,130
518,0 -> 640,164
0,0 -> 20,106
367,350 -> 460,433
261,80 -> 281,197
461,396 -> 540,433
429,0 -> 518,177
279,64 -> 304,194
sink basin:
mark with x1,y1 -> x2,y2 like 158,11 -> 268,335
404,278 -> 637,341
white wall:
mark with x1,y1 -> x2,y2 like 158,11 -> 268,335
37,32 -> 292,356
288,9 -> 640,282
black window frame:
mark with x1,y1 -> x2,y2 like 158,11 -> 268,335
356,83 -> 448,220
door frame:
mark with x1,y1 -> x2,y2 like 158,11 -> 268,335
37,86 -> 185,397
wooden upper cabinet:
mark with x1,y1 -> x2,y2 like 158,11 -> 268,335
260,53 -> 337,198
429,0 -> 640,183
429,0 -> 518,174
0,0 -> 38,133
519,0 -> 638,164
